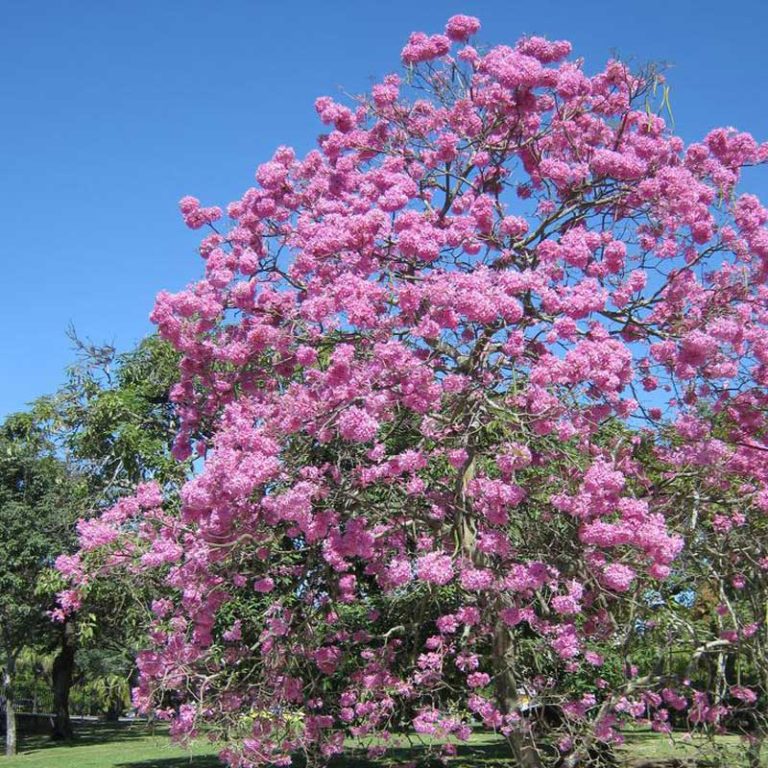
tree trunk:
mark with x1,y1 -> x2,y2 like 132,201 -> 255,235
105,693 -> 123,722
3,656 -> 17,757
492,622 -> 544,768
455,449 -> 544,768
51,620 -> 76,740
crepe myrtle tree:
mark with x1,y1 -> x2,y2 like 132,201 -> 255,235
58,14 -> 768,768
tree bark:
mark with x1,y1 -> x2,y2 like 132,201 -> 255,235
492,622 -> 544,768
3,656 -> 17,757
51,620 -> 76,740
454,445 -> 544,768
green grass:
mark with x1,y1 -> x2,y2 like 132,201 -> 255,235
617,727 -> 767,767
1,722 -> 765,767
3,723 -> 220,768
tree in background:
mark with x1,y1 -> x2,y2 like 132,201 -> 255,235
60,14 -> 768,768
37,333 -> 185,497
0,336 -> 183,750
36,334 -> 184,737
0,413 -> 78,755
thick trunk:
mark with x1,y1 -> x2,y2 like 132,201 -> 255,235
492,622 -> 544,768
455,451 -> 544,768
3,657 -> 17,757
51,621 -> 76,740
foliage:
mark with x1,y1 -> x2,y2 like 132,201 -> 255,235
35,333 -> 185,496
0,411 -> 82,752
0,413 -> 78,657
38,335 -> 185,719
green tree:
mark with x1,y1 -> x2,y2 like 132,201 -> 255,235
34,334 -> 187,735
0,412 -> 77,755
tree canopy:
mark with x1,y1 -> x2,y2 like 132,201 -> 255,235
58,14 -> 768,768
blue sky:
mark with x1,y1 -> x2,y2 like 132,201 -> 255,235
2,0 -> 767,417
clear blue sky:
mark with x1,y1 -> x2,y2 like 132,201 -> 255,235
2,0 -> 767,418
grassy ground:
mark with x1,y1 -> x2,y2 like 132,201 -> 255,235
3,723 -> 220,768
1,722 -> 765,767
617,728 -> 765,766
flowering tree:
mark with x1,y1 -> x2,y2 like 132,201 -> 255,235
59,14 -> 768,767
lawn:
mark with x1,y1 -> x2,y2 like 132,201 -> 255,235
1,722 -> 765,767
2,723 -> 220,768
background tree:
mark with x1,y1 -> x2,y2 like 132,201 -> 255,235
0,412 -> 79,755
37,333 -> 185,735
36,332 -> 185,496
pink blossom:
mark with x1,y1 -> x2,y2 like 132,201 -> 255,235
730,685 -> 757,704
416,552 -> 454,585
401,32 -> 451,64
602,563 -> 636,592
253,577 -> 275,593
467,672 -> 491,688
444,14 -> 480,42
338,407 -> 379,443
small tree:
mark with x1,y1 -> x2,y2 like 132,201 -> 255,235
61,15 -> 768,767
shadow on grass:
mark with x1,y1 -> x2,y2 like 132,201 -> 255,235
330,740 -> 512,768
115,759 -> 223,768
115,739 -> 513,768
115,736 -> 748,768
18,721 -> 173,754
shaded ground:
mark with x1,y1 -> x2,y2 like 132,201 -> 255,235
3,723 -> 219,768
0,721 -> 765,767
